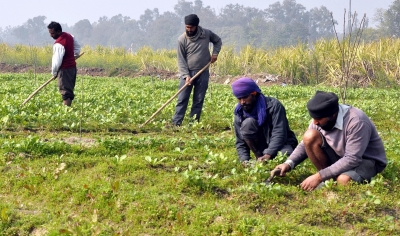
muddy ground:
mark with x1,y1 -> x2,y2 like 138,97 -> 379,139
0,62 -> 287,86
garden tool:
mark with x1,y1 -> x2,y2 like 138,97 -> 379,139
21,52 -> 85,106
139,61 -> 211,128
264,168 -> 281,185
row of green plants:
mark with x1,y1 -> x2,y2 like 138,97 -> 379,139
1,38 -> 400,86
0,73 -> 399,234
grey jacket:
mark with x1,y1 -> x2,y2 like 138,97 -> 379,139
288,105 -> 387,181
177,26 -> 222,78
234,96 -> 298,160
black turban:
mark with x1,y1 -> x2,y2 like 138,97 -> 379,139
185,14 -> 200,26
307,91 -> 339,118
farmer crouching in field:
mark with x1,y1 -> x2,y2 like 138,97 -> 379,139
171,14 -> 222,126
272,91 -> 387,191
47,21 -> 81,106
232,78 -> 298,164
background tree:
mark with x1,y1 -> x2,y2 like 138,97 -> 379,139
308,6 -> 336,42
0,0 -> 394,50
379,0 -> 400,37
11,16 -> 51,45
174,0 -> 196,19
146,12 -> 181,49
138,9 -> 160,31
72,19 -> 93,46
265,0 -> 310,46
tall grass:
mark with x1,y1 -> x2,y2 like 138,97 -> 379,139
1,38 -> 399,86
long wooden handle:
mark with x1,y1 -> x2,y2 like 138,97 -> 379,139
21,52 -> 85,106
21,75 -> 57,105
139,62 -> 211,128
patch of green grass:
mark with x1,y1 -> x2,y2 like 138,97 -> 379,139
0,73 -> 399,235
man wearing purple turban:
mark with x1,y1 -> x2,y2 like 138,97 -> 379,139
232,78 -> 298,163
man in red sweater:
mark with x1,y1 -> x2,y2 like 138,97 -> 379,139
47,21 -> 81,106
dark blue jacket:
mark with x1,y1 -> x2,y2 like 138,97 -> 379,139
234,96 -> 298,160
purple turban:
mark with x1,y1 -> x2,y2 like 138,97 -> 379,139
232,77 -> 261,98
232,78 -> 267,126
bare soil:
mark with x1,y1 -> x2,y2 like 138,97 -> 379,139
0,63 -> 287,86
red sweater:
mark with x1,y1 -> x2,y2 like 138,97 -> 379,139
55,32 -> 76,69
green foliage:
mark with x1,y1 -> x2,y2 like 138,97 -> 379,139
2,38 -> 400,86
0,74 -> 399,235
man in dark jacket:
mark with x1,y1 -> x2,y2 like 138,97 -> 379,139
232,77 -> 298,163
172,14 -> 222,126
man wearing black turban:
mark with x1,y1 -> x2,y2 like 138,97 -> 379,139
272,91 -> 387,191
171,14 -> 222,126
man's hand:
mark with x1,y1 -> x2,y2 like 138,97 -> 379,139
272,163 -> 291,177
300,173 -> 322,191
257,154 -> 271,162
210,54 -> 218,63
185,76 -> 192,85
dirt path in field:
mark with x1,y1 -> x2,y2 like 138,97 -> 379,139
0,62 -> 287,86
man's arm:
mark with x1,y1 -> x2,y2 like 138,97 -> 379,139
234,115 -> 251,162
73,36 -> 81,58
272,141 -> 307,178
51,43 -> 65,76
177,36 -> 190,79
209,30 -> 222,63
263,99 -> 290,157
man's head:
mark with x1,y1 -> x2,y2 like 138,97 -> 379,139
184,14 -> 199,37
307,91 -> 339,131
232,78 -> 261,112
47,21 -> 62,39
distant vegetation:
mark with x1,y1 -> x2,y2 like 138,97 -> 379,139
1,36 -> 400,87
1,0 -> 400,50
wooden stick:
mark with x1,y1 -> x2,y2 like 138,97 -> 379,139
21,52 -> 85,106
139,62 -> 211,128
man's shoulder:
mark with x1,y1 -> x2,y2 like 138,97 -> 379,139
202,27 -> 218,36
347,106 -> 371,123
57,32 -> 73,41
61,32 -> 73,37
178,32 -> 185,39
265,96 -> 283,106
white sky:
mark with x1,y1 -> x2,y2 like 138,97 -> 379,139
0,0 -> 394,29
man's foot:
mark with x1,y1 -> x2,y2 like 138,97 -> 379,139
165,122 -> 180,129
63,98 -> 72,106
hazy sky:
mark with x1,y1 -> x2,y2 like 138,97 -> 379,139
0,0 -> 394,29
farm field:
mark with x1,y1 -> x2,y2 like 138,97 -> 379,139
0,72 -> 399,235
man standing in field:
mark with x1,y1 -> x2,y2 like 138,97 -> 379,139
232,77 -> 298,164
273,91 -> 387,191
47,21 -> 81,106
172,14 -> 222,126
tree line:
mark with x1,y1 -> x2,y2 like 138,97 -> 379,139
0,0 -> 399,50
